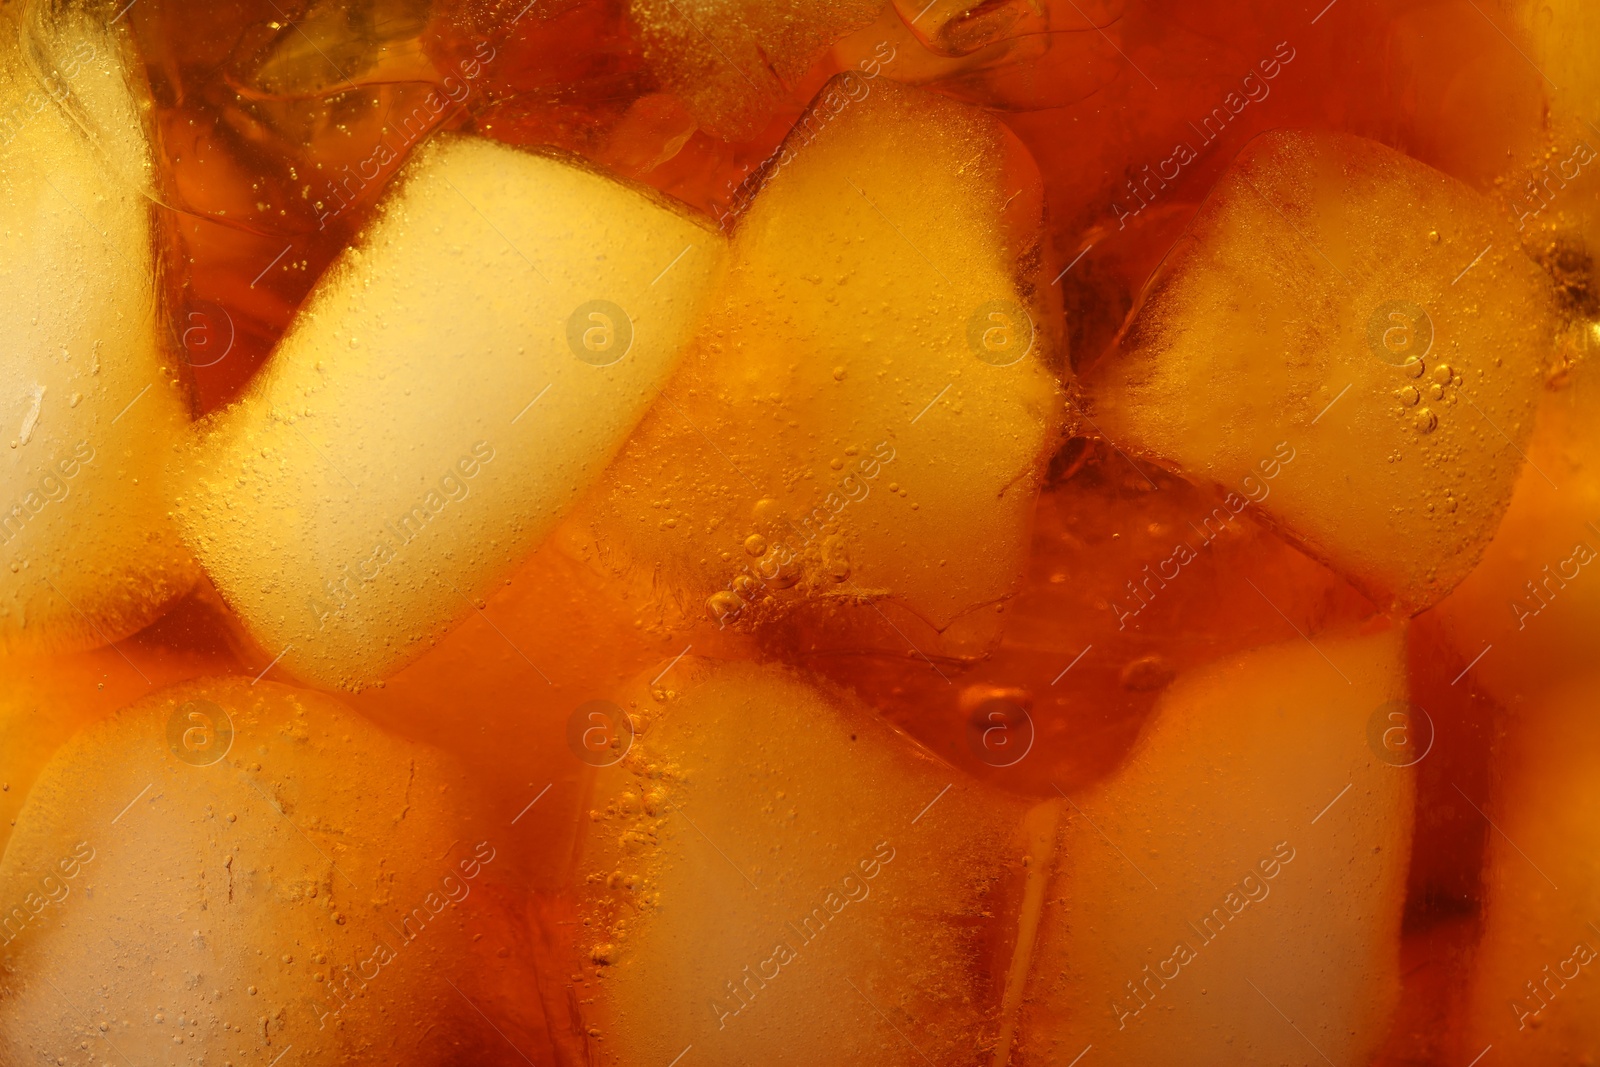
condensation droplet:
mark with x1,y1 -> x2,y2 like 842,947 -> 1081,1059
1414,408 -> 1438,433
1398,385 -> 1420,406
743,534 -> 768,557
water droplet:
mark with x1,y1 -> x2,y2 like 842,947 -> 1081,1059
832,366 -> 846,381
1403,359 -> 1427,379
706,591 -> 742,621
1398,385 -> 1420,406
1414,408 -> 1438,433
743,534 -> 768,557
829,458 -> 844,471
1431,363 -> 1453,384
1428,383 -> 1445,401
1428,230 -> 1440,244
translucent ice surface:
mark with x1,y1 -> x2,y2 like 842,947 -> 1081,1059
1085,130 -> 1558,614
588,77 -> 1063,631
574,659 -> 1031,1065
1019,628 -> 1413,1066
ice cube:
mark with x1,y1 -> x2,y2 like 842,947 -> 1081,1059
584,76 -> 1064,631
629,0 -> 884,137
574,658 -> 1032,1065
1084,130 -> 1558,614
0,12 -> 199,652
1017,628 -> 1413,1066
0,677 -> 557,1065
175,134 -> 723,691
1432,352 -> 1600,711
1463,675 -> 1600,1064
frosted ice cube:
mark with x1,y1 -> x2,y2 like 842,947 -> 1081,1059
176,134 -> 723,691
0,677 -> 555,1065
1085,130 -> 1559,614
574,659 -> 1032,1066
585,76 -> 1064,631
1017,628 -> 1413,1066
0,11 -> 199,652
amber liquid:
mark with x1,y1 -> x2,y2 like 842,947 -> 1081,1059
6,0 -> 1596,1064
